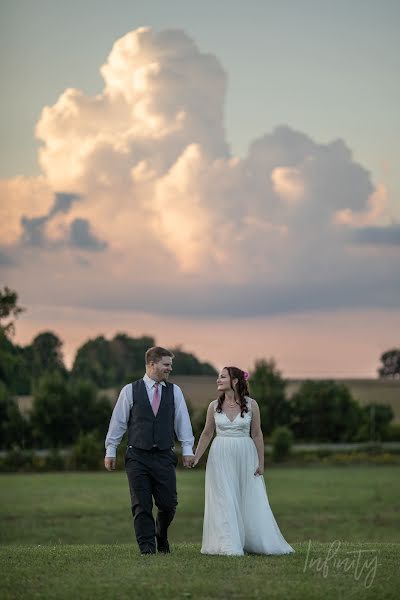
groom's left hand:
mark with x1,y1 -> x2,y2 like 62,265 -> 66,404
182,455 -> 195,468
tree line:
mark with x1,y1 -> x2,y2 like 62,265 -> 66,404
1,286 -> 399,453
0,286 -> 216,450
245,359 -> 398,446
0,329 -> 216,395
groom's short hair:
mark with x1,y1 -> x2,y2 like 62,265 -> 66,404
145,346 -> 174,364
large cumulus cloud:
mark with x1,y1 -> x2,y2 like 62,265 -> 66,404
1,27 -> 398,317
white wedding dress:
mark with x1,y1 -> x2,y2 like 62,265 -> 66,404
201,399 -> 295,556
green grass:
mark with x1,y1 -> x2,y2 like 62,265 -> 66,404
1,468 -> 399,545
1,542 -> 399,600
1,467 -> 399,599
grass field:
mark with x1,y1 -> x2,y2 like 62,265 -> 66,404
1,467 -> 399,599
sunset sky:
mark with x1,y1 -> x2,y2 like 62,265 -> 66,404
1,1 -> 399,377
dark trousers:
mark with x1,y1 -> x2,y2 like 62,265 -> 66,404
125,446 -> 178,553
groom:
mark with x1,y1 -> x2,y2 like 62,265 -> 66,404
104,346 -> 195,554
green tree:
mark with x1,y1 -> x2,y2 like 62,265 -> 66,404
249,359 -> 291,435
0,287 -> 30,393
71,334 -> 217,387
0,381 -> 31,449
271,426 -> 294,462
0,332 -> 31,394
30,331 -> 67,381
378,349 -> 400,379
109,333 -> 155,381
290,380 -> 362,442
0,286 -> 24,337
356,403 -> 394,442
69,379 -> 111,438
70,432 -> 104,471
170,346 -> 217,375
30,373 -> 112,448
185,399 -> 208,442
30,372 -> 74,447
72,335 -> 118,388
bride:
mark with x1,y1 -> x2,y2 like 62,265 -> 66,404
193,366 -> 295,556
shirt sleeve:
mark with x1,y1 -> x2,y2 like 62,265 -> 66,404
104,384 -> 132,458
173,384 -> 195,456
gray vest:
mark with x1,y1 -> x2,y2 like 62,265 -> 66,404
127,379 -> 175,450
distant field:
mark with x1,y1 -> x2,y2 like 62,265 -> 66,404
17,376 -> 400,421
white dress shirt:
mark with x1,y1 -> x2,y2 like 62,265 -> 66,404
105,374 -> 195,458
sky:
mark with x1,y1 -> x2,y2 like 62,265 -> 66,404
1,0 -> 399,377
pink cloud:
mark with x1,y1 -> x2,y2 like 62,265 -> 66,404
1,26 -> 398,333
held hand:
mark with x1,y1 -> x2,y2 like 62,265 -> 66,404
104,457 -> 116,471
192,456 -> 199,468
254,465 -> 264,476
182,455 -> 195,469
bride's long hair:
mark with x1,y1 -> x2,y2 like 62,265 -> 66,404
216,366 -> 250,417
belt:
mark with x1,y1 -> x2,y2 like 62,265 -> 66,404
128,445 -> 172,452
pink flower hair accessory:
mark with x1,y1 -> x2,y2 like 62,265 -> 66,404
242,371 -> 249,381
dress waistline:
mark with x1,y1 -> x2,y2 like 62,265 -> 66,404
216,433 -> 251,438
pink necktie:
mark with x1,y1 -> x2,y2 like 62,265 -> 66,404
152,383 -> 161,416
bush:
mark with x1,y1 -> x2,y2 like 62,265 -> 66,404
383,423 -> 400,442
30,374 -> 113,448
70,381 -> 111,437
290,380 -> 362,442
70,432 -> 103,470
186,400 -> 207,442
0,382 -> 31,450
353,423 -> 370,443
271,426 -> 293,462
250,359 -> 291,435
44,449 -> 66,471
30,372 -> 74,447
322,452 -> 400,466
1,447 -> 34,472
355,403 -> 394,442
31,454 -> 47,471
